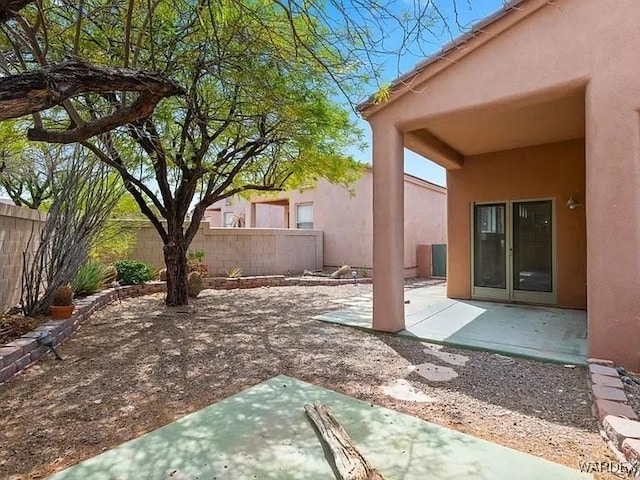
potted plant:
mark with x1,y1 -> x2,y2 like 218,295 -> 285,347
50,285 -> 75,319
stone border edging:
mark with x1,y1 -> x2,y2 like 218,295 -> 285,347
0,275 -> 373,384
205,275 -> 372,289
587,358 -> 640,466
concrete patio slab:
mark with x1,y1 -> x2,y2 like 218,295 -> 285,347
48,375 -> 591,480
314,284 -> 587,365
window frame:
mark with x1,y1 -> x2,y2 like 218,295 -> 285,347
295,203 -> 314,230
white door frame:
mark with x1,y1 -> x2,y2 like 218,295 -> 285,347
470,198 -> 557,305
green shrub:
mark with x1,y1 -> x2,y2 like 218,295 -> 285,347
225,266 -> 243,278
187,250 -> 205,262
114,260 -> 152,285
72,261 -> 114,296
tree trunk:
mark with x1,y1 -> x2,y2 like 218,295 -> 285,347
163,237 -> 189,306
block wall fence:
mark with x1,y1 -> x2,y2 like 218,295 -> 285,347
0,203 -> 46,312
0,206 -> 324,311
129,222 -> 324,276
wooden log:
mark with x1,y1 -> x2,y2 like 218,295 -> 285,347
304,403 -> 385,480
331,265 -> 352,279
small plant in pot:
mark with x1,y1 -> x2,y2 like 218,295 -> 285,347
50,285 -> 75,319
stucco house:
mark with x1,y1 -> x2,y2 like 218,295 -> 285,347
359,0 -> 640,368
204,168 -> 447,277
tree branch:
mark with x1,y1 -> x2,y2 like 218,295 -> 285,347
27,91 -> 166,143
0,59 -> 184,122
0,0 -> 33,23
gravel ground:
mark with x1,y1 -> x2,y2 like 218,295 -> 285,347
623,375 -> 640,419
0,285 -> 618,479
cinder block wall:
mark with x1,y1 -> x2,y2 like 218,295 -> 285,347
0,203 -> 46,311
129,222 -> 323,276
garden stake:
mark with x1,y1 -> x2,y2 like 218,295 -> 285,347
36,331 -> 63,361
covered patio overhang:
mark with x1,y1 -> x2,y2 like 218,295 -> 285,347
403,86 -> 585,169
360,0 -> 640,369
367,80 -> 588,328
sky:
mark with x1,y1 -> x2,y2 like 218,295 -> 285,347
348,0 -> 506,187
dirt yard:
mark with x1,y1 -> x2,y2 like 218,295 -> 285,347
0,285 -> 617,479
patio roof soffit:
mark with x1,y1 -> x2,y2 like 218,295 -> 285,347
404,129 -> 464,170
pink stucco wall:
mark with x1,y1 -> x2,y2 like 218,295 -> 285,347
363,0 -> 640,368
205,170 -> 447,275
447,140 -> 587,309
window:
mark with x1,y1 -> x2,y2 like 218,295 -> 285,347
223,212 -> 235,227
296,203 -> 313,229
479,205 -> 504,234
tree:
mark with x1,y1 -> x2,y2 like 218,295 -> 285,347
0,120 -> 64,209
0,0 -> 467,306
69,1 -> 365,305
0,1 -> 365,305
0,1 -> 183,137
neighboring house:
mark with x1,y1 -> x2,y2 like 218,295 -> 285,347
204,169 -> 447,277
358,0 -> 640,368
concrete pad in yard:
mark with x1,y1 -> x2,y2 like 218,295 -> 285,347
48,375 -> 591,480
314,285 -> 587,365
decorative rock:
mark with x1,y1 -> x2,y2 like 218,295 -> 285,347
592,384 -> 628,402
592,373 -> 625,389
603,415 -> 640,450
589,363 -> 620,377
595,398 -> 639,422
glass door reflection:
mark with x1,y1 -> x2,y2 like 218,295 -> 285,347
473,203 -> 507,291
512,200 -> 552,293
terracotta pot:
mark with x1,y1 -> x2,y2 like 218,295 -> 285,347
50,305 -> 75,319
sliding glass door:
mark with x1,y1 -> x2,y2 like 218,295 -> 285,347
473,203 -> 508,300
472,199 -> 556,304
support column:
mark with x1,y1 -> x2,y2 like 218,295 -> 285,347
372,121 -> 405,332
247,202 -> 257,228
585,81 -> 640,369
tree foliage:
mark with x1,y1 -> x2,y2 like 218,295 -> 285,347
12,0 -> 366,305
0,0 -> 461,306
